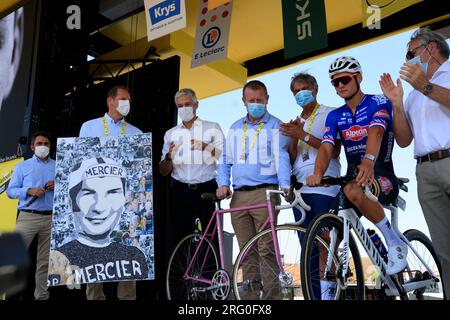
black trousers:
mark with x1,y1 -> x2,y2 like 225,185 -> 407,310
168,178 -> 218,253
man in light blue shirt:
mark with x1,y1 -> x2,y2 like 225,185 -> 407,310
78,85 -> 142,300
79,85 -> 142,137
7,131 -> 55,300
216,80 -> 291,300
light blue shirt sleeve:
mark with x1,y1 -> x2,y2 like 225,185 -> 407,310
217,127 -> 232,187
6,163 -> 28,200
273,128 -> 291,188
6,157 -> 55,211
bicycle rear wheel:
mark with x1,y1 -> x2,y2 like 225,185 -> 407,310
166,233 -> 219,300
232,225 -> 306,300
397,229 -> 444,300
301,213 -> 365,300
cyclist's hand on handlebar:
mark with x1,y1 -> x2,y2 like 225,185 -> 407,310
306,174 -> 322,187
282,186 -> 294,203
216,186 -> 232,200
356,159 -> 375,187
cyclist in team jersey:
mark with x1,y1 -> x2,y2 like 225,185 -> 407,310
307,56 -> 408,275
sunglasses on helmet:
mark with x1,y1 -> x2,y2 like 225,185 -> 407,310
331,75 -> 356,87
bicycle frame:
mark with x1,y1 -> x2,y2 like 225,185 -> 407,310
182,189 -> 304,289
329,206 -> 438,297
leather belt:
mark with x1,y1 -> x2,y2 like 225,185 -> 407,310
173,179 -> 216,190
417,148 -> 450,164
21,209 -> 53,215
234,183 -> 278,192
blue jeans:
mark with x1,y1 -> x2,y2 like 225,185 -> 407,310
293,193 -> 336,299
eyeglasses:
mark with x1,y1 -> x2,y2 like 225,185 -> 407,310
331,75 -> 355,87
405,44 -> 426,61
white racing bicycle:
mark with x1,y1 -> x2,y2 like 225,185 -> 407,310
300,175 -> 444,300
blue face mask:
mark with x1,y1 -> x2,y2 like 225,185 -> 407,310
294,90 -> 314,108
408,55 -> 428,74
247,103 -> 266,119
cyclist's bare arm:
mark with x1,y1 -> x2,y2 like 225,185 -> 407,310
356,126 -> 384,186
332,140 -> 341,159
307,143 -> 334,186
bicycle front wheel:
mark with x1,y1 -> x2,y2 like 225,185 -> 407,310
166,233 -> 219,300
301,213 -> 365,300
398,229 -> 444,300
232,225 -> 306,300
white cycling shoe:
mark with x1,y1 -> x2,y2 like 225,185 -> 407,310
386,243 -> 408,275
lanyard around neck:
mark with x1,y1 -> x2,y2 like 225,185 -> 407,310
298,103 -> 319,148
103,115 -> 126,136
242,121 -> 265,154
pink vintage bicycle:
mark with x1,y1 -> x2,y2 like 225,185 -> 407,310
165,179 -> 311,300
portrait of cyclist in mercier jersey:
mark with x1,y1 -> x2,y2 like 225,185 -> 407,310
49,157 -> 148,286
307,56 -> 408,275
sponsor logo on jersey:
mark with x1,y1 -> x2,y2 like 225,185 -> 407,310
343,125 -> 369,141
374,109 -> 390,119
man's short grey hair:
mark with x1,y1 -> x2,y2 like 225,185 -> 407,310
409,27 -> 450,59
290,72 -> 318,93
174,88 -> 198,104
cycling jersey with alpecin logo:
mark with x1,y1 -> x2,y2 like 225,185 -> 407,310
322,94 -> 395,174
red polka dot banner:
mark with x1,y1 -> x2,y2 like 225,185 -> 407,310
144,0 -> 187,42
191,0 -> 233,68
207,0 -> 229,11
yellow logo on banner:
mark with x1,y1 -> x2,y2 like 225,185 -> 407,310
362,0 -> 423,27
0,158 -> 23,232
208,0 -> 229,10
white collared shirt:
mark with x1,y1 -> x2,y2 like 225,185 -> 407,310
161,118 -> 224,184
404,60 -> 450,158
292,104 -> 341,197
79,113 -> 143,137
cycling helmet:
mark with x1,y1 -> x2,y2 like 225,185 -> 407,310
329,56 -> 362,78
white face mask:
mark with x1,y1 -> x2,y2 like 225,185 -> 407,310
178,106 -> 195,122
117,100 -> 130,117
35,146 -> 50,159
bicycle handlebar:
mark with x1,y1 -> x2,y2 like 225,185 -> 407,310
320,175 -> 378,202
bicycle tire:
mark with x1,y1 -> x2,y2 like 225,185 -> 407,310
397,229 -> 444,300
232,224 -> 306,300
166,233 -> 219,300
301,213 -> 365,300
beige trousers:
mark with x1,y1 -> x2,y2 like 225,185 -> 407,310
15,211 -> 52,300
230,186 -> 281,300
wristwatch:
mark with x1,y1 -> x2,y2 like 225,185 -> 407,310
165,152 -> 172,161
303,134 -> 311,143
364,153 -> 376,162
422,82 -> 433,96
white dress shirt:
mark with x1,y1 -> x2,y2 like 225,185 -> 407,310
79,113 -> 143,137
161,118 -> 224,184
292,104 -> 341,197
404,60 -> 450,158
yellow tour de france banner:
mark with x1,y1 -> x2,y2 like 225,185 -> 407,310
0,158 -> 23,232
362,0 -> 423,27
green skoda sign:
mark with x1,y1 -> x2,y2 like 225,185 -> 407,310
282,0 -> 328,59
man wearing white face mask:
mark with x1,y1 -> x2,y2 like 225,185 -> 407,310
79,85 -> 142,300
7,131 -> 55,300
280,73 -> 341,300
380,28 -> 450,298
159,88 -> 224,272
79,86 -> 142,137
